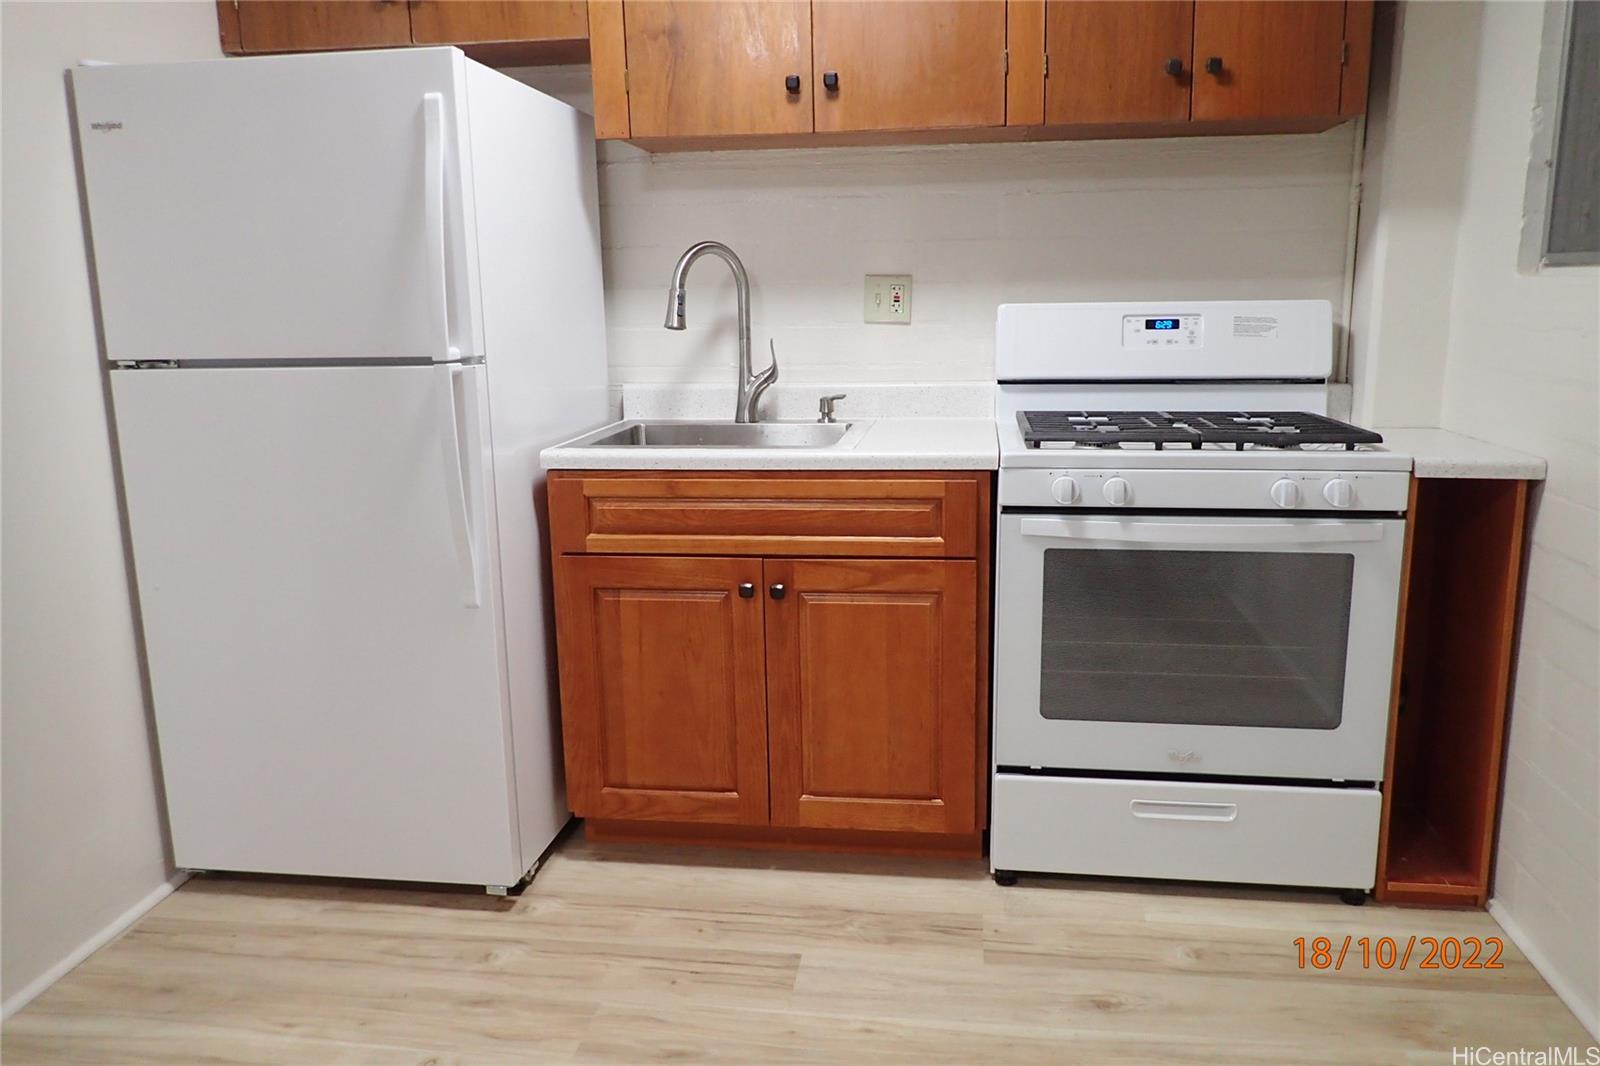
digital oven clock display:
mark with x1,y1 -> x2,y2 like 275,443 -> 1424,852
1146,318 -> 1180,330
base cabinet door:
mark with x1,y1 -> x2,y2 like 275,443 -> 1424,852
555,555 -> 769,824
764,558 -> 978,833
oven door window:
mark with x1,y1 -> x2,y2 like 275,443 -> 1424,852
1040,549 -> 1354,729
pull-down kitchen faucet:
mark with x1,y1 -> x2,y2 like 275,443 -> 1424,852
664,241 -> 778,423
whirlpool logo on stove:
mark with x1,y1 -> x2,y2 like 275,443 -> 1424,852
1167,750 -> 1201,764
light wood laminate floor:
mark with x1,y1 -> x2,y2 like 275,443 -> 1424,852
5,833 -> 1591,1063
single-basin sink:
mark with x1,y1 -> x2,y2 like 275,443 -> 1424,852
575,419 -> 860,449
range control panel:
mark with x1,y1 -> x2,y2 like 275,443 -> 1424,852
1122,314 -> 1202,349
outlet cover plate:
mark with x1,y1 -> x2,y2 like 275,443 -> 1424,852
864,274 -> 912,324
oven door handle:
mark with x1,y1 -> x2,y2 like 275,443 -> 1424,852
1018,517 -> 1387,546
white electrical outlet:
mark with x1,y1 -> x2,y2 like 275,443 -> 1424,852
864,274 -> 912,324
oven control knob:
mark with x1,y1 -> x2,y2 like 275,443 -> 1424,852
1270,479 -> 1300,508
1050,476 -> 1080,504
1323,478 -> 1354,508
1102,477 -> 1132,506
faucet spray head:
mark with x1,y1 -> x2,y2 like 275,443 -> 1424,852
664,287 -> 687,330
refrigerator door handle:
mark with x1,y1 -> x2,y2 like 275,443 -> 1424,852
436,364 -> 481,608
422,92 -> 460,364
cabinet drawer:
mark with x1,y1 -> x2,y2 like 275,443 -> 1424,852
991,773 -> 1380,889
548,472 -> 983,558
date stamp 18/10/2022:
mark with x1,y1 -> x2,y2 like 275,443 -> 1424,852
1293,935 -> 1506,971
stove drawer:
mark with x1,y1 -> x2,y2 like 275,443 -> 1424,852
991,773 -> 1380,890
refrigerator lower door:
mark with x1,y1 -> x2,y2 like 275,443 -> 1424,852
111,364 -> 523,886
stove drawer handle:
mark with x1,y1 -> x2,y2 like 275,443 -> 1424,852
1130,799 -> 1238,823
1018,518 -> 1386,546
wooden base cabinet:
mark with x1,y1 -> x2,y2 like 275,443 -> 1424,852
548,471 -> 992,857
765,558 -> 978,835
1375,478 -> 1532,907
554,555 -> 770,825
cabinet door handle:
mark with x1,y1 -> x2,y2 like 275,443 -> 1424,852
738,582 -> 755,599
822,71 -> 839,92
1204,56 -> 1223,75
769,583 -> 787,600
1165,57 -> 1184,76
785,74 -> 801,94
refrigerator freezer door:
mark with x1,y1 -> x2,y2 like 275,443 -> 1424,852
73,49 -> 482,363
110,365 -> 522,885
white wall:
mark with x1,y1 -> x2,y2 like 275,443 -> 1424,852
1356,0 -> 1599,1036
0,0 -> 220,1014
594,131 -> 1359,384
502,66 -> 1363,388
1437,1 -> 1599,1034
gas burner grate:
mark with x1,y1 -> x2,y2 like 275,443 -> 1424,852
1017,410 -> 1384,450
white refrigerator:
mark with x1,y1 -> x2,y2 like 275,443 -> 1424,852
72,48 -> 608,889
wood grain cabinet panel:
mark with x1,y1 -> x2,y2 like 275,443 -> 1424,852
232,1 -> 412,52
547,472 -> 981,558
408,1 -> 587,44
623,1 -> 813,138
812,1 -> 1006,132
1191,0 -> 1347,120
1044,1 -> 1193,124
765,558 -> 978,834
554,555 -> 769,825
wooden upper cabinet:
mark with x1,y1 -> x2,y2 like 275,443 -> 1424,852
765,558 -> 978,834
1044,1 -> 1193,125
554,555 -> 770,825
812,1 -> 1006,132
231,1 -> 411,53
623,1 -> 813,139
409,1 -> 587,44
1191,0 -> 1347,120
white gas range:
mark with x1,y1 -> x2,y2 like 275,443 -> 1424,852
988,300 -> 1410,901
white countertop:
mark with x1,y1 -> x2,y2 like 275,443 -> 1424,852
1376,427 -> 1547,480
541,417 -> 1000,470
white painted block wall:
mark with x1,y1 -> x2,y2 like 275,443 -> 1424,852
508,65 -> 1361,389
1436,2 -> 1598,1035
1353,1 -> 1598,1036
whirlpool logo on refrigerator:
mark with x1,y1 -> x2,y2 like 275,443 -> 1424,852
89,120 -> 123,131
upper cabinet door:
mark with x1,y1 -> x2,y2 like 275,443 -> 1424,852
764,558 -> 979,834
1191,0 -> 1346,120
1045,1 -> 1193,125
554,555 -> 771,825
409,1 -> 587,44
623,1 -> 812,138
813,1 -> 1006,132
233,1 -> 411,52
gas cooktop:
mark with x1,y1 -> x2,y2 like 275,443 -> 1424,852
1017,410 -> 1385,451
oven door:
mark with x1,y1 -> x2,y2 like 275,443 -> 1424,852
994,513 -> 1405,781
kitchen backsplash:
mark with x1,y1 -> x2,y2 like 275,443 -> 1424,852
512,67 -> 1359,386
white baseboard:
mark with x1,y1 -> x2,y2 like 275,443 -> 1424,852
2,871 -> 190,1021
1489,898 -> 1600,1042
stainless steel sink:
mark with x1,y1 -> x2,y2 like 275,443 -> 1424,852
572,419 -> 862,449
